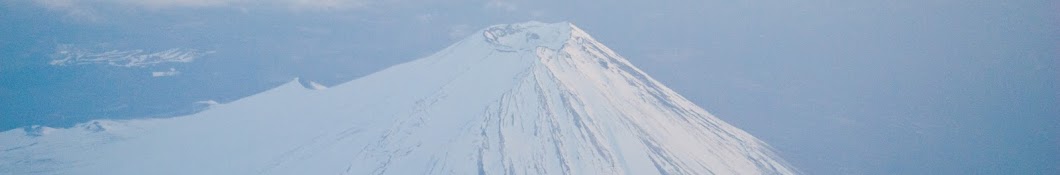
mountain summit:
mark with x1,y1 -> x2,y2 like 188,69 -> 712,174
0,22 -> 796,175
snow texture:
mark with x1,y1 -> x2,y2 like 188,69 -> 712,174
1,21 -> 796,175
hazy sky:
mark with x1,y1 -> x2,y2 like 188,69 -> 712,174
2,0 -> 1057,174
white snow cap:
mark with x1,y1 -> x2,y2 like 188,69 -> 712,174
481,21 -> 575,51
0,21 -> 796,175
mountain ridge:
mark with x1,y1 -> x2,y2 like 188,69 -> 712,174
0,21 -> 796,175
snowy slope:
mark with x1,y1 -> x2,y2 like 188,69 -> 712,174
0,21 -> 795,175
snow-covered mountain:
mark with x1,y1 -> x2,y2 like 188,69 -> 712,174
0,22 -> 795,175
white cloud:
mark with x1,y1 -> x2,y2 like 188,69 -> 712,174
151,68 -> 181,77
50,45 -> 213,67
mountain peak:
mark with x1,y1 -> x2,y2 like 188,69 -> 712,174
0,21 -> 795,175
481,21 -> 580,51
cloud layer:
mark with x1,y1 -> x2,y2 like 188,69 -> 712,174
50,45 -> 212,67
152,68 -> 181,77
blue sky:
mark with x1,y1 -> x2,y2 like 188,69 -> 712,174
2,0 -> 1057,174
